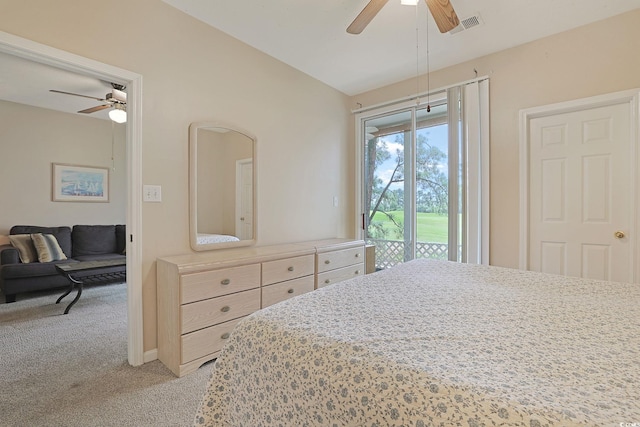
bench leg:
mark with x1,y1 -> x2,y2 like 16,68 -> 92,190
56,285 -> 73,304
56,274 -> 83,314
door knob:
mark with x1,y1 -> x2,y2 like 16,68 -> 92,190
614,231 -> 625,239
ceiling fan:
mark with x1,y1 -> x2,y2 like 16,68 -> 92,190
49,83 -> 127,122
347,0 -> 460,35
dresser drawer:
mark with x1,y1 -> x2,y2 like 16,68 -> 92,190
317,246 -> 364,273
181,288 -> 260,334
180,264 -> 260,304
181,317 -> 243,363
262,275 -> 314,308
317,263 -> 365,289
262,255 -> 314,286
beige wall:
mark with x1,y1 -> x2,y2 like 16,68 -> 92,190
0,100 -> 126,233
351,9 -> 640,269
0,0 -> 353,353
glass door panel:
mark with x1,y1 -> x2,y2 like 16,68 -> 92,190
363,110 -> 412,269
414,104 -> 449,261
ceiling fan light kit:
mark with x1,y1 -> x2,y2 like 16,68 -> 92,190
108,104 -> 127,123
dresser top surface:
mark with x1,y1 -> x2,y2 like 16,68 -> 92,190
158,239 -> 364,274
303,238 -> 365,253
158,243 -> 318,273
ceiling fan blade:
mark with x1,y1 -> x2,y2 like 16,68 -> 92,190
50,89 -> 107,102
347,0 -> 389,34
78,104 -> 111,114
425,0 -> 460,33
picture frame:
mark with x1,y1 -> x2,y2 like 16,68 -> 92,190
52,163 -> 109,202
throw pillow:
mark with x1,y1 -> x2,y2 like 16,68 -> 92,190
8,234 -> 38,263
30,233 -> 68,263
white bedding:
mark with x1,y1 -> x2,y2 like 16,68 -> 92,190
196,233 -> 240,244
194,259 -> 640,426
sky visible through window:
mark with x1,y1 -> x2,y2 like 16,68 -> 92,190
376,123 -> 448,190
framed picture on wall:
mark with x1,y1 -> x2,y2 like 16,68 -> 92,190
52,163 -> 109,202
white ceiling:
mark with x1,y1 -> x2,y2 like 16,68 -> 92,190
0,0 -> 637,118
161,0 -> 640,95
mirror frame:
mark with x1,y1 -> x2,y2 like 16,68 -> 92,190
189,121 -> 257,251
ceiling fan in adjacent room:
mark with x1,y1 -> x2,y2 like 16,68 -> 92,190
49,83 -> 127,123
347,0 -> 460,35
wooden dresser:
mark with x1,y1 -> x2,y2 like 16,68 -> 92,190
157,239 -> 364,377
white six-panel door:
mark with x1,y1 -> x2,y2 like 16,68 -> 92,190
521,91 -> 638,283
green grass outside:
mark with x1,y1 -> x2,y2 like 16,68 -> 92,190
370,211 -> 448,243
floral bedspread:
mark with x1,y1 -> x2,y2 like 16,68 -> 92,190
194,259 -> 640,426
196,233 -> 240,244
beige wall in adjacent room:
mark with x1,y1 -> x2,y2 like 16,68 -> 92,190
0,100 -> 126,233
0,0 -> 353,353
351,9 -> 640,269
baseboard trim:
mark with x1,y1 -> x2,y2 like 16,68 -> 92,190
143,348 -> 158,363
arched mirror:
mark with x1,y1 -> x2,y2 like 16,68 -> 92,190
189,122 -> 256,251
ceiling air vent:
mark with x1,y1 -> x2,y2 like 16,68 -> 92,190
449,13 -> 483,35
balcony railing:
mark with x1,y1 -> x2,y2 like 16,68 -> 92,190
366,239 -> 449,270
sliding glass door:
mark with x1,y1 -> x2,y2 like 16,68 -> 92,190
358,80 -> 488,270
363,100 -> 455,268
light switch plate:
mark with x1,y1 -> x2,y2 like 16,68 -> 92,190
143,185 -> 162,202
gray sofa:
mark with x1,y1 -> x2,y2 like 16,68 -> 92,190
0,225 -> 126,303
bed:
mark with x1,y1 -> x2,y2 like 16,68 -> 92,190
196,233 -> 240,245
194,259 -> 640,426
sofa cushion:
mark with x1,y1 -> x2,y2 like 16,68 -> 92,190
72,225 -> 117,257
31,233 -> 68,263
116,224 -> 126,254
73,253 -> 126,262
1,259 -> 76,280
10,226 -> 72,258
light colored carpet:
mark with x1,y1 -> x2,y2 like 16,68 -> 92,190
0,283 -> 212,427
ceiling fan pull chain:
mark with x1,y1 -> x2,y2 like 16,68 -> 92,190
426,4 -> 431,113
111,120 -> 116,171
415,3 -> 420,105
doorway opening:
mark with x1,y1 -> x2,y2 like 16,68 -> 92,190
0,31 -> 144,365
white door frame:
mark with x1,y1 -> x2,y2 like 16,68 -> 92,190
519,89 -> 640,282
0,31 -> 145,365
235,158 -> 252,240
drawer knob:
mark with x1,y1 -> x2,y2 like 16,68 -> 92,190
324,260 -> 330,264
221,332 -> 230,340
288,266 -> 294,272
325,279 -> 330,284
287,288 -> 294,294
221,278 -> 231,285
221,306 -> 230,313
355,270 -> 360,275
355,253 -> 360,258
